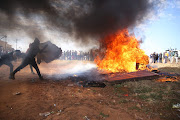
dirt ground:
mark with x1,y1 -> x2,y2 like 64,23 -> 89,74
0,60 -> 179,120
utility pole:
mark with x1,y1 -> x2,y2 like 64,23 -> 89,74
3,35 -> 7,53
16,39 -> 18,50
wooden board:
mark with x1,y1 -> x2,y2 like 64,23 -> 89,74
105,70 -> 159,83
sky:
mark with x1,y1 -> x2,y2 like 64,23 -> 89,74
138,0 -> 180,55
0,0 -> 180,56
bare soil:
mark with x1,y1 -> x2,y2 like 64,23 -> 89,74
0,60 -> 179,120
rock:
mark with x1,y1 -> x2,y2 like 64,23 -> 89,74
68,84 -> 74,87
134,114 -> 143,120
39,112 -> 51,117
172,103 -> 180,108
13,92 -> 21,95
98,93 -> 102,97
84,116 -> 90,120
56,113 -> 60,115
136,103 -> 141,109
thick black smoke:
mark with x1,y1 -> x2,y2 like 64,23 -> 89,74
0,0 -> 155,41
74,0 -> 153,38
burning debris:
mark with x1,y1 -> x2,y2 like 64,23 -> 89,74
95,29 -> 149,73
156,72 -> 180,82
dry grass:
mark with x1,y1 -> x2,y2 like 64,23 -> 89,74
113,66 -> 180,119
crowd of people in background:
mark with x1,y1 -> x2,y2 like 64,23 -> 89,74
150,50 -> 179,64
60,50 -> 95,61
1,47 -> 179,65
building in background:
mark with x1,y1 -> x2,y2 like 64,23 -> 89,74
0,40 -> 14,56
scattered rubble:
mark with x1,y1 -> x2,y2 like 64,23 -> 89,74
172,103 -> 180,109
39,112 -> 51,117
83,116 -> 90,120
13,92 -> 21,95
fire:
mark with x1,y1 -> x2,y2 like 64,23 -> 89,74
95,29 -> 149,73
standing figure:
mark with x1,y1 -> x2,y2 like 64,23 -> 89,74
165,51 -> 168,63
175,52 -> 178,64
0,50 -> 21,76
170,51 -> 174,63
152,52 -> 156,63
155,53 -> 158,63
159,53 -> 162,63
9,38 -> 47,80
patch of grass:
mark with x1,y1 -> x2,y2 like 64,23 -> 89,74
91,89 -> 96,93
114,84 -> 123,88
111,76 -> 180,119
134,87 -> 152,93
128,106 -> 141,111
99,112 -> 109,118
119,99 -> 129,104
114,87 -> 129,95
137,94 -> 149,100
158,67 -> 180,74
150,93 -> 163,100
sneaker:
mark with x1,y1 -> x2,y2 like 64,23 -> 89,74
9,73 -> 15,80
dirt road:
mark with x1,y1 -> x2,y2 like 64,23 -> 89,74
0,60 -> 162,120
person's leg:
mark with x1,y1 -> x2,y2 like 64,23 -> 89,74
6,62 -> 13,74
165,57 -> 167,63
30,65 -> 35,74
176,57 -> 178,64
9,59 -> 29,79
170,57 -> 173,63
31,59 -> 43,80
177,57 -> 179,64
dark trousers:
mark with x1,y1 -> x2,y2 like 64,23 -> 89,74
0,62 -> 13,74
13,57 -> 42,78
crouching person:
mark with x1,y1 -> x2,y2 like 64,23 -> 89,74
0,50 -> 21,77
9,38 -> 47,80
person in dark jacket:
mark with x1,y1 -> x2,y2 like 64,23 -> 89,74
9,38 -> 47,80
155,53 -> 158,63
159,53 -> 162,63
20,52 -> 35,74
0,50 -> 21,75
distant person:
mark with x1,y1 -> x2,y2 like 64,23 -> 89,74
155,53 -> 158,63
9,38 -> 48,80
159,53 -> 162,63
170,51 -> 174,63
163,52 -> 165,63
165,51 -> 168,63
0,50 -> 21,76
152,52 -> 156,63
175,52 -> 178,64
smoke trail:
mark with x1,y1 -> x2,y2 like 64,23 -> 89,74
74,0 -> 153,38
0,0 -> 160,42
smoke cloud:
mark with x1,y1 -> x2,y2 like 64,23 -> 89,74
0,0 -> 158,43
74,0 -> 153,38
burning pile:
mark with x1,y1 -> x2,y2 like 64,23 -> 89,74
95,29 -> 149,73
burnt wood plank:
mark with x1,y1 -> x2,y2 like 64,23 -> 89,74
106,70 -> 159,83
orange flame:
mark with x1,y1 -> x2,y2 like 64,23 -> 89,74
95,29 -> 149,73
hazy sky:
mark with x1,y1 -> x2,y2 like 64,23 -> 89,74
139,0 -> 180,55
1,0 -> 179,55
